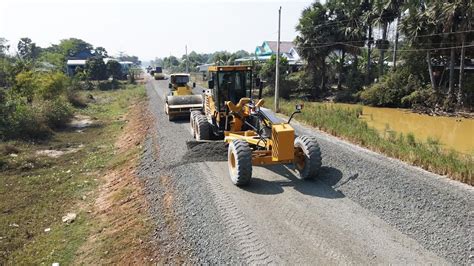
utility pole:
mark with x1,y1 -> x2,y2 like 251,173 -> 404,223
392,13 -> 400,71
274,6 -> 281,113
185,45 -> 189,73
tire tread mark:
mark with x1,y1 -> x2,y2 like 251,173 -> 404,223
199,163 -> 279,265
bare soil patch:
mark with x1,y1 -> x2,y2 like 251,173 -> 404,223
76,101 -> 157,264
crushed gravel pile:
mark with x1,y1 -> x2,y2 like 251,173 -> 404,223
182,141 -> 227,163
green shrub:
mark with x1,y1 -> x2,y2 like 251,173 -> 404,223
401,86 -> 438,108
359,70 -> 421,107
37,72 -> 69,100
98,79 -> 121,90
67,90 -> 88,108
0,99 -> 51,139
40,98 -> 74,128
13,70 -> 38,102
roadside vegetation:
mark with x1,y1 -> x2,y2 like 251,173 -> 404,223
0,85 -> 152,264
264,97 -> 473,185
0,37 -> 142,141
0,37 -> 153,263
291,0 -> 473,113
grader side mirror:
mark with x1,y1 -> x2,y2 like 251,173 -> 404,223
295,103 -> 304,111
288,103 -> 304,124
193,82 -> 196,88
168,83 -> 172,89
208,79 -> 214,89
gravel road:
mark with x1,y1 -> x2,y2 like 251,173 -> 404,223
138,76 -> 473,264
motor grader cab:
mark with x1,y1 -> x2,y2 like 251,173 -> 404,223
165,73 -> 203,121
190,65 -> 322,186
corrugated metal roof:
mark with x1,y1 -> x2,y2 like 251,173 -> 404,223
67,59 -> 86,65
265,41 -> 295,53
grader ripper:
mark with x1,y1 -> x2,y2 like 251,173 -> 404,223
190,66 -> 322,186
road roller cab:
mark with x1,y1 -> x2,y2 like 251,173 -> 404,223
189,66 -> 322,186
165,73 -> 203,121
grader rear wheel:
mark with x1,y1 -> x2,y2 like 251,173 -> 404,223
228,140 -> 252,186
294,136 -> 322,179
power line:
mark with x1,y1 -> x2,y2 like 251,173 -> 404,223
296,40 -> 467,48
410,29 -> 474,39
343,43 -> 474,52
294,42 -> 474,52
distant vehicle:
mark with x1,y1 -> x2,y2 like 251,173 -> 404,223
165,73 -> 203,121
154,67 -> 165,80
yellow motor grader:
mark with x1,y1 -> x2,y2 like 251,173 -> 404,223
190,66 -> 322,186
165,73 -> 203,121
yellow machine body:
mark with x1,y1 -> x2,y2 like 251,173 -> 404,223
221,98 -> 297,166
197,66 -> 319,186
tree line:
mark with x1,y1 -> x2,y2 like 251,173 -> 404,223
149,50 -> 250,72
293,0 -> 472,111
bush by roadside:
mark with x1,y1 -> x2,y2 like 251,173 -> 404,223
0,71 -> 74,139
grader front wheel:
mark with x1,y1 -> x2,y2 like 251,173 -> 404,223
194,114 -> 209,141
294,136 -> 322,179
190,110 -> 201,133
228,140 -> 252,186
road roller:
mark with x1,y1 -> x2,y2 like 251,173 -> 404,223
189,65 -> 322,186
165,73 -> 203,121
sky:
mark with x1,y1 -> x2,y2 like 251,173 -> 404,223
0,0 -> 315,61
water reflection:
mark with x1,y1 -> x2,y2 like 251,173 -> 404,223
325,103 -> 474,155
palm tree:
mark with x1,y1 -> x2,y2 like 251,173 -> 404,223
326,0 -> 367,90
439,0 -> 472,106
295,2 -> 334,97
400,1 -> 439,90
370,0 -> 402,77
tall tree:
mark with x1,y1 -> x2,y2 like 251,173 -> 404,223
85,57 -> 106,80
17,38 -> 41,61
58,38 -> 93,58
439,0 -> 472,106
295,2 -> 334,97
371,0 -> 402,77
0,38 -> 9,57
94,47 -> 108,58
106,60 -> 123,79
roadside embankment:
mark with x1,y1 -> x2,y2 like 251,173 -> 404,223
265,98 -> 472,185
0,84 -> 155,264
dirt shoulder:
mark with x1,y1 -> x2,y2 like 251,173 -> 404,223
0,84 -> 157,264
76,99 -> 157,264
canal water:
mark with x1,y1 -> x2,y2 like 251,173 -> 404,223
327,103 -> 474,155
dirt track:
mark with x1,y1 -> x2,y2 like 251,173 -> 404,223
138,76 -> 473,264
